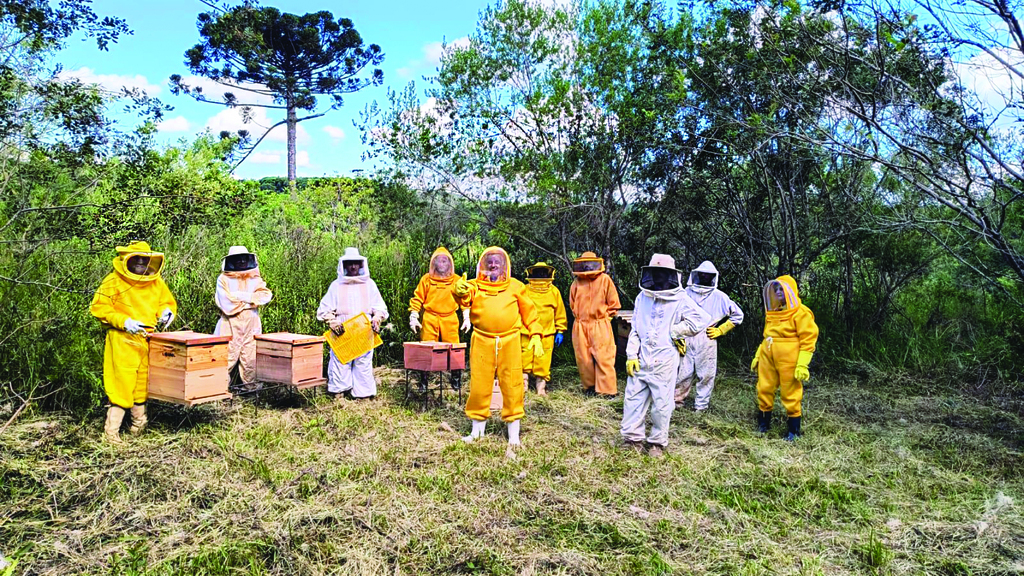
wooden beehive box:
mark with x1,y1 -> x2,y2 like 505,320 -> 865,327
255,332 -> 327,389
404,342 -> 450,372
449,343 -> 467,371
148,331 -> 232,406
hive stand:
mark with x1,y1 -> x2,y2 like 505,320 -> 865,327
403,342 -> 466,410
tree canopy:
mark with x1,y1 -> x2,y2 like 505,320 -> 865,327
171,1 -> 384,181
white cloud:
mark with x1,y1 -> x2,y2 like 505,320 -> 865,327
323,125 -> 345,142
248,151 -> 281,164
397,37 -> 471,78
296,151 -> 310,167
58,67 -> 161,95
204,106 -> 310,144
953,47 -> 1024,121
156,115 -> 191,133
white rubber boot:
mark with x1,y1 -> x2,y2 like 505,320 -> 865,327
507,420 -> 521,446
462,419 -> 486,443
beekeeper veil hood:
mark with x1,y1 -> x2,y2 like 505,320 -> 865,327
571,252 -> 605,278
338,247 -> 369,284
687,260 -> 719,295
639,253 -> 683,299
222,245 -> 259,272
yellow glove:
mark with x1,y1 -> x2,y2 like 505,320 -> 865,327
453,273 -> 471,298
750,342 -> 764,372
794,350 -> 813,382
707,320 -> 735,340
625,358 -> 640,376
674,338 -> 686,356
528,334 -> 544,358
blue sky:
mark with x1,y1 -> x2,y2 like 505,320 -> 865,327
58,0 -> 493,179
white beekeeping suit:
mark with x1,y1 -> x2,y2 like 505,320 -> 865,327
316,247 -> 389,398
214,246 -> 273,389
621,254 -> 711,451
676,260 -> 744,411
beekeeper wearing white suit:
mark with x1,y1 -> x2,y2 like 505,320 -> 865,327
316,247 -> 389,398
214,246 -> 273,391
675,260 -> 744,411
621,254 -> 711,457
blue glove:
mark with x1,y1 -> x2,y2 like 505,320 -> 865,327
554,332 -> 564,347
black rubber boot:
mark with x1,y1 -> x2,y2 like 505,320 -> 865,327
784,416 -> 801,442
756,410 -> 771,434
450,370 -> 462,391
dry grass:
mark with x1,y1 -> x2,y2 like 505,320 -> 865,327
1,366 -> 1022,575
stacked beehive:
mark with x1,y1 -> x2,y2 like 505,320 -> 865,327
148,331 -> 232,406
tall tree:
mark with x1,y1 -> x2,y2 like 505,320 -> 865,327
171,1 -> 384,181
364,0 -> 673,274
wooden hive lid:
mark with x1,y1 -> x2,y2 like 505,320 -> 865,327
403,341 -> 449,350
149,331 -> 232,346
255,332 -> 326,345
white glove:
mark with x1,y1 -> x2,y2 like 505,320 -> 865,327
460,310 -> 472,333
236,291 -> 253,304
124,318 -> 146,334
159,308 -> 174,329
410,311 -> 422,332
328,317 -> 345,335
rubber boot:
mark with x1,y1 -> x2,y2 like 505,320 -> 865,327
507,420 -> 521,446
756,410 -> 771,434
128,403 -> 147,436
536,378 -> 548,397
784,416 -> 801,442
462,419 -> 486,443
104,405 -> 126,445
450,370 -> 462,391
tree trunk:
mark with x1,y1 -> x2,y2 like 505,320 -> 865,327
286,99 -> 297,183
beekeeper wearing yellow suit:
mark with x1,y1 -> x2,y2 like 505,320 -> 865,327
569,252 -> 621,397
214,246 -> 273,391
751,275 -> 819,441
520,262 -> 567,397
90,241 -> 177,444
453,247 -> 543,445
408,247 -> 470,342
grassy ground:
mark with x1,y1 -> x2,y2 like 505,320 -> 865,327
1,366 -> 1022,575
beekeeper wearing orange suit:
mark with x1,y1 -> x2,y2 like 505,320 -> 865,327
569,252 -> 621,397
214,246 -> 273,391
408,247 -> 470,343
751,275 -> 819,441
453,247 -> 543,445
520,262 -> 567,397
90,241 -> 177,444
